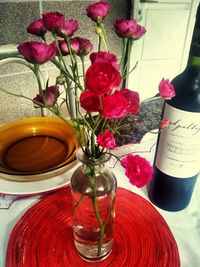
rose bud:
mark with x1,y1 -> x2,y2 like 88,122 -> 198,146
159,118 -> 170,130
159,78 -> 176,100
58,19 -> 78,38
70,37 -> 80,54
77,38 -> 93,56
70,37 -> 93,56
17,41 -> 56,64
114,19 -> 146,40
58,40 -> 69,55
86,1 -> 110,22
97,130 -> 116,150
42,11 -> 65,32
56,75 -> 66,85
33,85 -> 60,107
27,18 -> 47,37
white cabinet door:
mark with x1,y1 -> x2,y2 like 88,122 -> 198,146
127,1 -> 199,101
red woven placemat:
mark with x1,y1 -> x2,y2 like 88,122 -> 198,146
6,187 -> 180,267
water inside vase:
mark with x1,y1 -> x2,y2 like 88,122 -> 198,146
72,191 -> 115,261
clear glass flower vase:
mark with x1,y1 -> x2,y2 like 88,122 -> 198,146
70,148 -> 117,261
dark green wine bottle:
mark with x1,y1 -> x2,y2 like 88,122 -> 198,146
148,5 -> 200,211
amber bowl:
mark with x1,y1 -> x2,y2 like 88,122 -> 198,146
0,117 -> 79,182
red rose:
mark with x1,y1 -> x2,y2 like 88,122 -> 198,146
33,85 -> 60,107
121,154 -> 153,188
85,62 -> 122,96
119,88 -> 140,115
42,12 -> 65,31
70,37 -> 93,56
159,78 -> 176,100
90,51 -> 119,70
80,90 -> 101,112
86,1 -> 110,22
101,91 -> 128,119
97,130 -> 116,149
114,19 -> 146,40
17,41 -> 56,64
27,19 -> 47,37
58,19 -> 78,37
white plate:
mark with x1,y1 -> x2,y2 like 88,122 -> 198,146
0,162 -> 79,196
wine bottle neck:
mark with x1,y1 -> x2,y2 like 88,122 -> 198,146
187,5 -> 200,68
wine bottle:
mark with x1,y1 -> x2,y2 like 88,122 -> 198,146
148,6 -> 200,211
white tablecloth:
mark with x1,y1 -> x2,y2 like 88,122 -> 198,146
0,134 -> 200,267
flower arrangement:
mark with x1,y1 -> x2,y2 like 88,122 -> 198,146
1,1 -> 176,259
1,1 -> 176,188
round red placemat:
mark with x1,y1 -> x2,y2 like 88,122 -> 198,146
6,187 -> 180,267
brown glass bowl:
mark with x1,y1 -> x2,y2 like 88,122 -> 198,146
0,117 -> 79,182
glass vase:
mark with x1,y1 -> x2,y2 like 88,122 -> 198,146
70,148 -> 117,261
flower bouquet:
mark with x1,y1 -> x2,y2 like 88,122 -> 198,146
0,0 -> 176,261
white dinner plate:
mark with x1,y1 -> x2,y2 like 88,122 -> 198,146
0,161 -> 79,196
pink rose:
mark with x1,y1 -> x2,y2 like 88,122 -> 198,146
86,62 -> 122,96
42,12 -> 65,31
97,130 -> 116,149
70,37 -> 93,56
27,19 -> 47,37
114,19 -> 146,40
17,41 -> 56,64
90,51 -> 119,70
101,91 -> 128,119
121,154 -> 153,188
33,85 -> 60,106
58,19 -> 78,37
119,88 -> 140,115
86,1 -> 110,22
80,90 -> 101,112
159,118 -> 169,130
159,78 -> 176,100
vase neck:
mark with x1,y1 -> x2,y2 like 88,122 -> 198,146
76,148 -> 111,176
76,148 -> 111,165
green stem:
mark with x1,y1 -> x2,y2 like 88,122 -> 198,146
0,87 -> 36,102
122,39 -> 134,87
96,23 -> 108,51
120,38 -> 128,84
91,183 -> 114,256
73,193 -> 86,215
81,56 -> 86,88
52,57 -> 74,83
52,33 -> 69,75
100,23 -> 109,51
92,192 -> 104,256
34,64 -> 43,93
98,35 -> 102,51
32,64 -> 45,116
65,37 -> 83,91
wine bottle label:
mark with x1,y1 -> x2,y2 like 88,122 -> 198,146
155,103 -> 200,178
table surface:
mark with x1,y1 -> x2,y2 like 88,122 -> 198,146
0,133 -> 200,267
